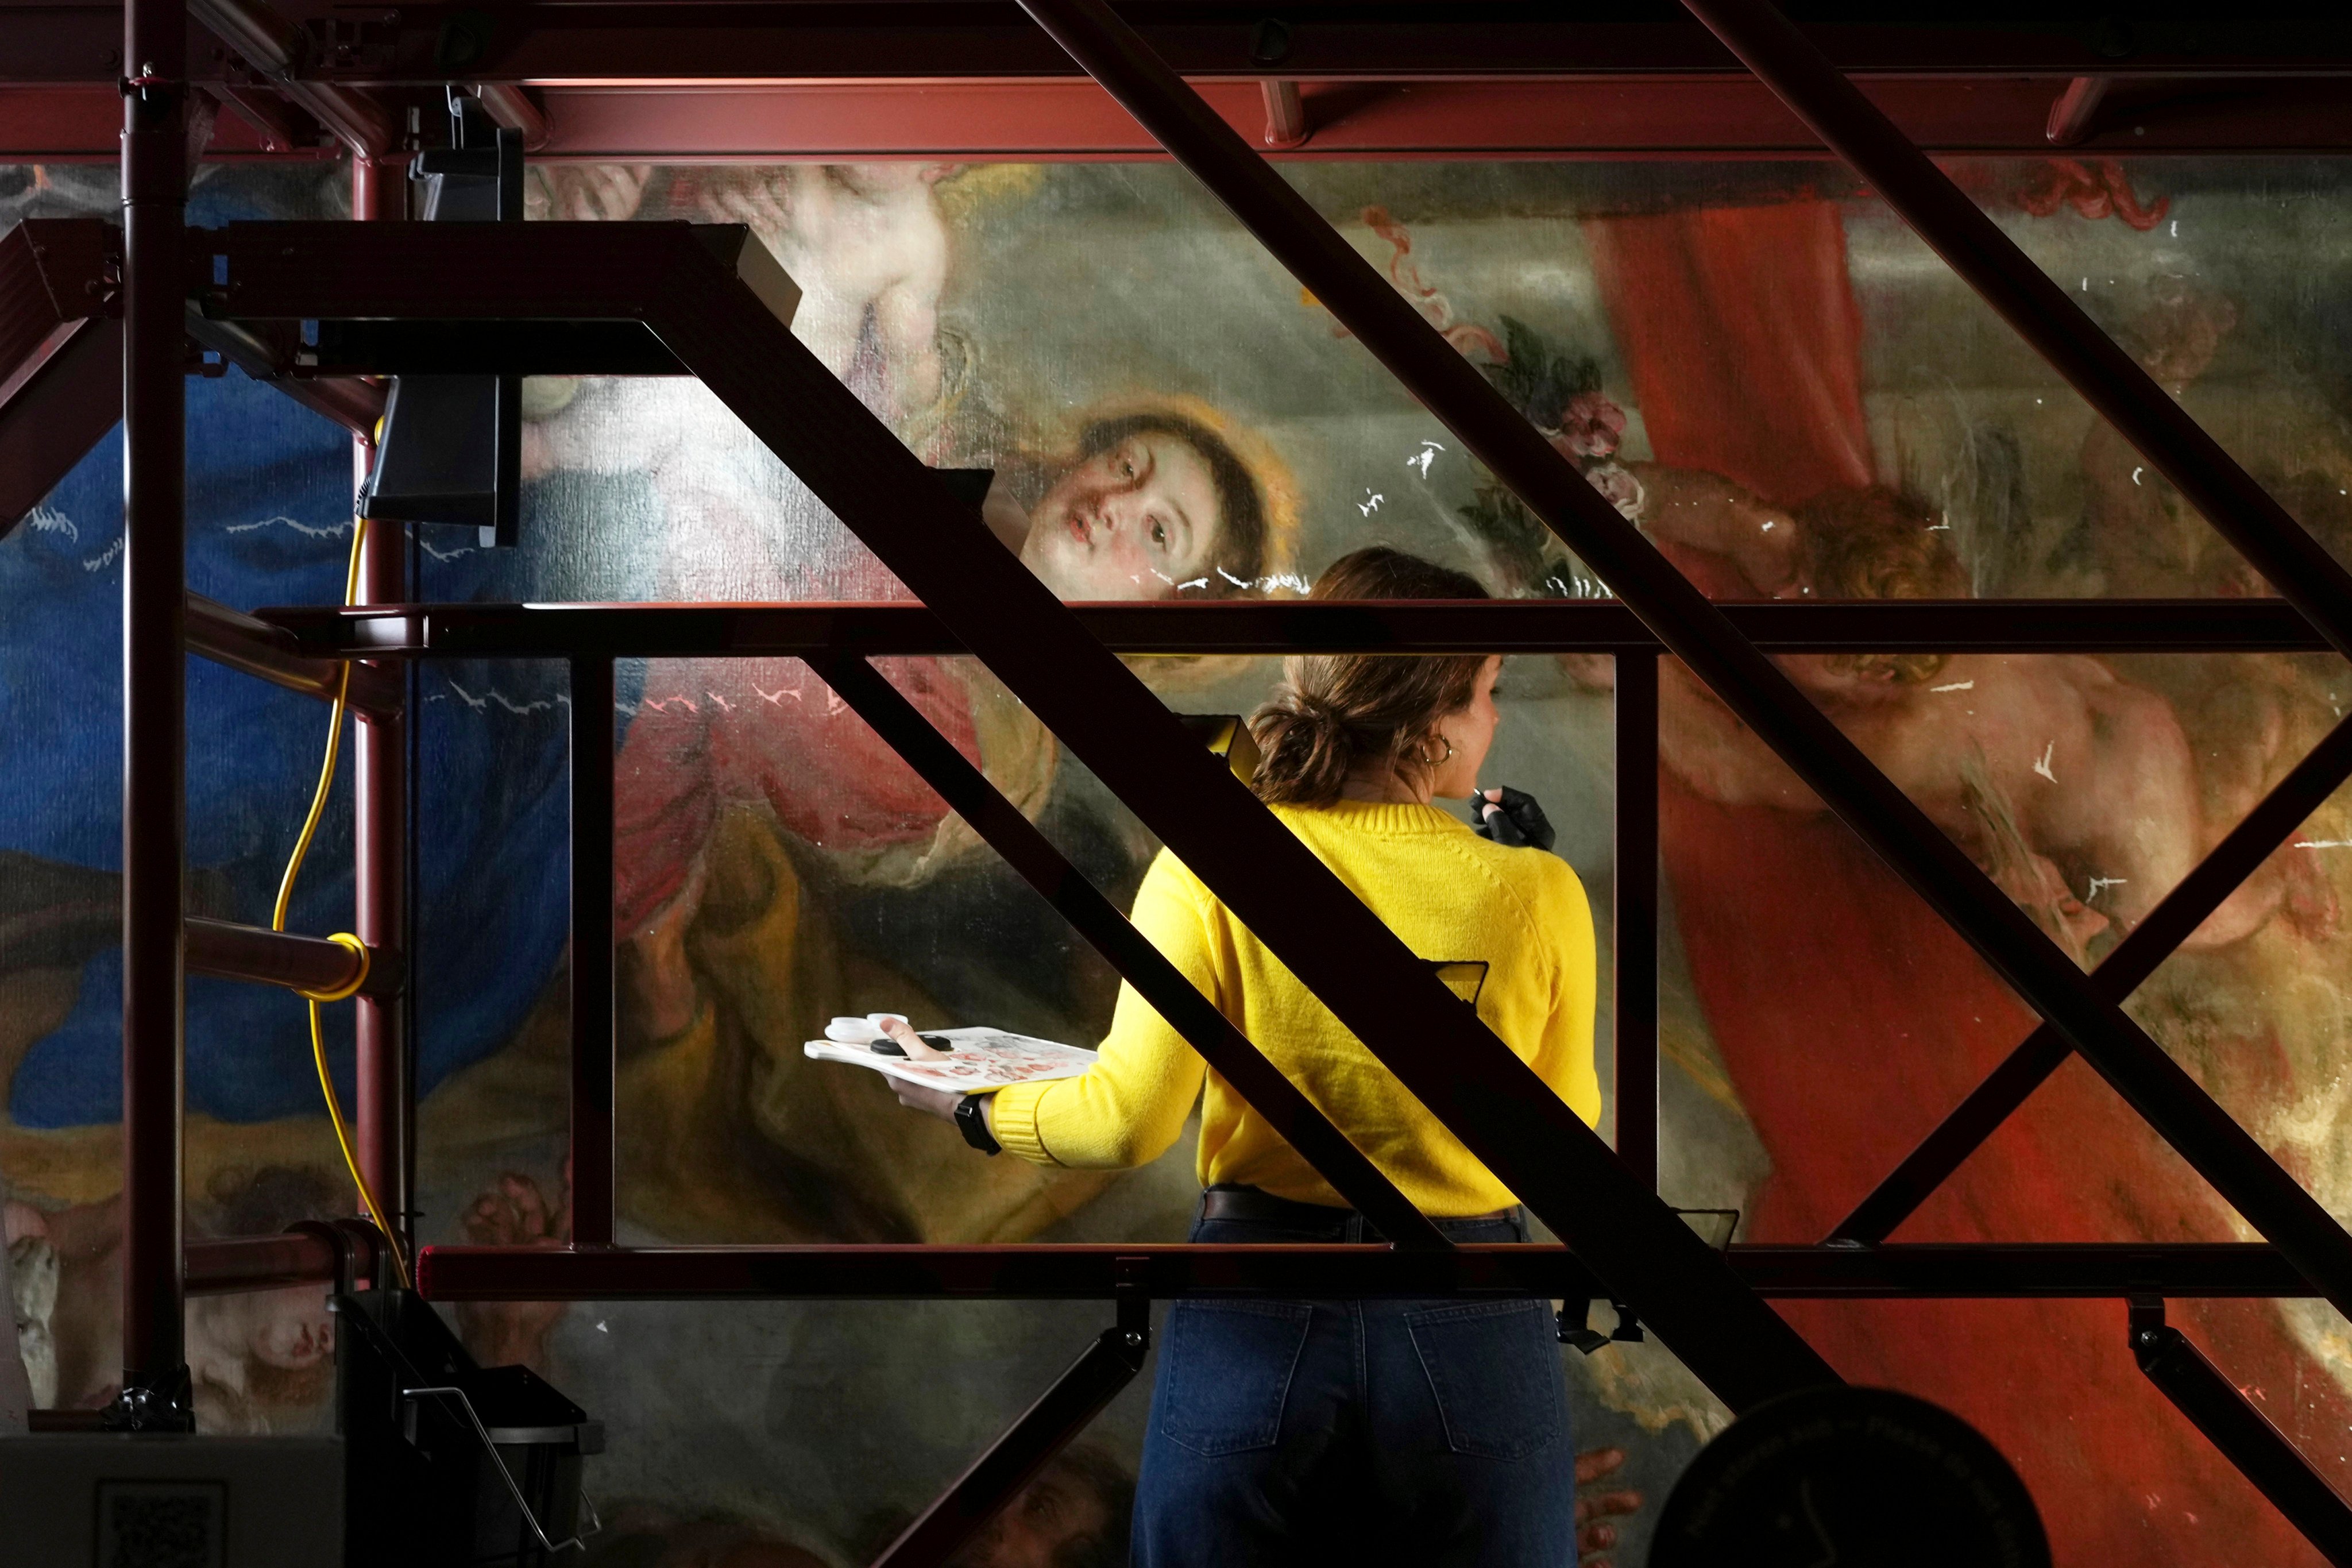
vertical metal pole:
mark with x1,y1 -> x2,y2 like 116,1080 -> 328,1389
350,155 -> 412,1265
1613,653 -> 1659,1191
568,656 -> 616,1248
113,0 -> 192,1428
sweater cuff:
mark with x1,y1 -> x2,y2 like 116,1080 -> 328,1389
987,1081 -> 1060,1166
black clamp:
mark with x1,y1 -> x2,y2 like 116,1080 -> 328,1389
1113,1255 -> 1153,1356
1557,1299 -> 1645,1353
101,1366 -> 195,1433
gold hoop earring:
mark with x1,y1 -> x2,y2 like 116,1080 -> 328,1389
1418,737 -> 1454,768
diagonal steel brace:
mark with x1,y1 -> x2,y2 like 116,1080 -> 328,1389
1833,712 -> 2352,1243
1009,0 -> 2352,1323
2130,1297 -> 2352,1564
203,217 -> 1840,1408
813,651 -> 1449,1249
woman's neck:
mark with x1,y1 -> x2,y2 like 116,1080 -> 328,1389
1338,768 -> 1431,806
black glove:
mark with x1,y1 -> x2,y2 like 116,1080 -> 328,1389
1473,786 -> 1555,852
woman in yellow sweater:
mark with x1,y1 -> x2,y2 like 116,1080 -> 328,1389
886,547 -> 1600,1565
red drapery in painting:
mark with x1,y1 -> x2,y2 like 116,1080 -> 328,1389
1582,198 -> 2347,1566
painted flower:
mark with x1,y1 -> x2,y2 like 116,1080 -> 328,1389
1553,392 -> 1626,461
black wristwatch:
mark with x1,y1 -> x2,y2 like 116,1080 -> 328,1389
955,1094 -> 1002,1156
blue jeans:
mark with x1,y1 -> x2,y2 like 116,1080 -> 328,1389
1134,1194 -> 1579,1567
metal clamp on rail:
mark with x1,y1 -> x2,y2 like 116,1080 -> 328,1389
185,914 -> 402,1001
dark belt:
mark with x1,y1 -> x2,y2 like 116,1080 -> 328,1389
1200,1184 -> 1513,1228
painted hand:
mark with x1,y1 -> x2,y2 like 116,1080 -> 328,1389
454,1168 -> 571,1373
1574,1446 -> 1642,1565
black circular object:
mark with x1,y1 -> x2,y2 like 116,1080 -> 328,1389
1650,1385 -> 2050,1568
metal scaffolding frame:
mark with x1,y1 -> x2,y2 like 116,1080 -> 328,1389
14,0 -> 2352,1559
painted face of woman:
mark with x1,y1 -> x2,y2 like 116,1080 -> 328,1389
1019,433 -> 1224,600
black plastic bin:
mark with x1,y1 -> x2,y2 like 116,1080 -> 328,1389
339,1287 -> 603,1566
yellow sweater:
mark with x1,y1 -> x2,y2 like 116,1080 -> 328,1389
989,798 -> 1600,1215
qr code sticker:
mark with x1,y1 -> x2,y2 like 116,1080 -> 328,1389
94,1481 -> 224,1568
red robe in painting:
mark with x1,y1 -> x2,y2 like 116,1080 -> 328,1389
610,490 -> 972,935
1585,198 -> 2352,1565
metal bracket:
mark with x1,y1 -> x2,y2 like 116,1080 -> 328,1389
2126,1296 -> 2352,1563
401,1385 -> 603,1557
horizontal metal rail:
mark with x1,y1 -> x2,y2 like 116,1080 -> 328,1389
414,1242 -> 2319,1303
186,590 -> 401,716
256,597 -> 2337,659
185,914 -> 400,1001
184,1219 -> 384,1296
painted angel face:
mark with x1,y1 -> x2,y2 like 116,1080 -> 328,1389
247,1284 -> 335,1370
1019,433 -> 1223,600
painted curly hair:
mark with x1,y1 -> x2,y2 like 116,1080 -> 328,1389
1798,486 -> 1968,685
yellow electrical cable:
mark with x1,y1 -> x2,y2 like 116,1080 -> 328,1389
275,516 -> 411,1291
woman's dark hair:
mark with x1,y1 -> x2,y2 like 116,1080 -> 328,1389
1077,411 -> 1269,594
1248,547 -> 1490,807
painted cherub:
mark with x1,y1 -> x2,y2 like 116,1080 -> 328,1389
1473,472 -> 2284,959
523,161 -> 956,457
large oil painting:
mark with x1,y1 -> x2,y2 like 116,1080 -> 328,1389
5,151 -> 2352,1566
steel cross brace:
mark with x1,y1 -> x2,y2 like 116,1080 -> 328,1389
201,216 -> 1836,1408
2129,1298 -> 2352,1563
870,1271 -> 1153,1568
1833,712 -> 2352,1243
1009,0 -> 2352,1333
813,652 -> 1447,1248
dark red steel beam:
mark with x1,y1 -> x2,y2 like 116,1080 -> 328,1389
3,3 -> 2324,87
183,1219 -> 384,1296
1828,710 -> 2352,1245
183,1231 -> 342,1295
415,1241 -> 2319,1302
2130,1300 -> 2352,1564
1017,0 -> 2352,1331
493,78 -> 2352,161
184,590 -> 402,716
568,655 -> 617,1249
817,652 -> 1448,1246
0,315 -> 120,538
350,152 -> 413,1277
257,598 -> 2339,660
2044,73 -> 2109,145
19,76 -> 2352,160
206,215 -> 1842,1408
114,0 -> 193,1431
186,0 -> 396,155
0,218 -> 121,539
181,309 -> 386,439
184,914 -> 400,1000
1613,654 -> 1660,1191
873,1294 -> 1150,1568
